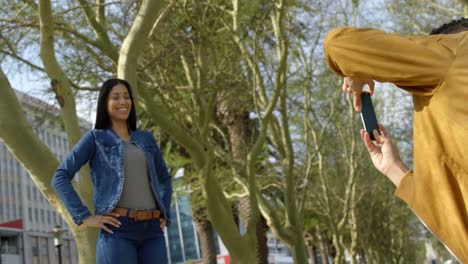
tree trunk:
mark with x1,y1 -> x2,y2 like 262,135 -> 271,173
311,246 -> 318,264
193,211 -> 217,264
332,234 -> 343,264
348,211 -> 358,264
189,172 -> 217,264
359,249 -> 368,264
0,66 -> 97,264
290,230 -> 309,264
204,163 -> 257,264
304,233 -> 316,264
256,216 -> 269,264
117,0 -> 162,88
222,105 -> 263,263
72,229 -> 99,264
238,196 -> 269,264
37,1 -> 98,262
316,227 -> 329,264
239,195 -> 270,264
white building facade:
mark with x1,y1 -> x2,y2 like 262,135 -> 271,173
0,91 -> 80,264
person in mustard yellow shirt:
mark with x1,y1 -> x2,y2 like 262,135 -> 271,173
324,18 -> 468,262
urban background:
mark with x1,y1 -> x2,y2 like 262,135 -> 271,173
0,0 -> 462,263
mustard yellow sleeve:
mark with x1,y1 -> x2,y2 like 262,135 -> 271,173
394,170 -> 414,205
324,27 -> 457,94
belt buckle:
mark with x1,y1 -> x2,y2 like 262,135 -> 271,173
133,209 -> 145,221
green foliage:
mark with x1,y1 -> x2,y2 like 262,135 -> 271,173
0,0 -> 460,261
385,0 -> 463,34
355,173 -> 426,262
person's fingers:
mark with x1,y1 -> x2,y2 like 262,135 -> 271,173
361,131 -> 376,153
103,215 -> 121,223
354,92 -> 362,112
160,219 -> 167,229
367,80 -> 375,95
102,216 -> 121,227
343,83 -> 353,94
360,129 -> 368,147
106,212 -> 120,218
100,224 -> 114,234
360,129 -> 365,140
378,124 -> 389,138
372,129 -> 382,143
342,78 -> 348,92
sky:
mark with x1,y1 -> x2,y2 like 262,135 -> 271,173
4,60 -> 98,125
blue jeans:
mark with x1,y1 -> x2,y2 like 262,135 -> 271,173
96,215 -> 167,264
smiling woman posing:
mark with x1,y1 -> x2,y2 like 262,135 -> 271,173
51,78 -> 172,264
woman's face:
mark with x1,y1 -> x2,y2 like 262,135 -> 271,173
107,84 -> 132,125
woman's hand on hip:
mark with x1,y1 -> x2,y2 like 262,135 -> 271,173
160,218 -> 167,229
81,213 -> 121,234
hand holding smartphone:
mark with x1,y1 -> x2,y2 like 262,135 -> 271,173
360,92 -> 380,140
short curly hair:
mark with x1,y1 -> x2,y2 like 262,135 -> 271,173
430,17 -> 468,35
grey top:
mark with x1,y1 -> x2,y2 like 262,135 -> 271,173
117,141 -> 157,209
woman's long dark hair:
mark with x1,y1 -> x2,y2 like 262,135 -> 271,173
94,78 -> 137,130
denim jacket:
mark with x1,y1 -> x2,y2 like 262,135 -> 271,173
51,129 -> 172,226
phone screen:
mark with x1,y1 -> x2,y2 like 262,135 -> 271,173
360,92 -> 380,140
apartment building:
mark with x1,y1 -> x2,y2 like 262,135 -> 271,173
0,90 -> 82,264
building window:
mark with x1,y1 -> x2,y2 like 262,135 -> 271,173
31,237 -> 39,264
55,135 -> 60,148
38,130 -> 44,141
63,138 -> 69,151
62,240 -> 71,264
46,132 -> 51,147
39,237 -> 49,264
17,183 -> 21,198
6,205 -> 11,219
29,207 -> 33,222
0,236 -> 19,254
41,209 -> 45,224
10,182 -> 15,197
179,195 -> 198,260
168,203 -> 183,263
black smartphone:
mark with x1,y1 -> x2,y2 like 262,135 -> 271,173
360,92 -> 380,140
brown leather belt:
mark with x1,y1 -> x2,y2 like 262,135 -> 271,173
111,207 -> 161,221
